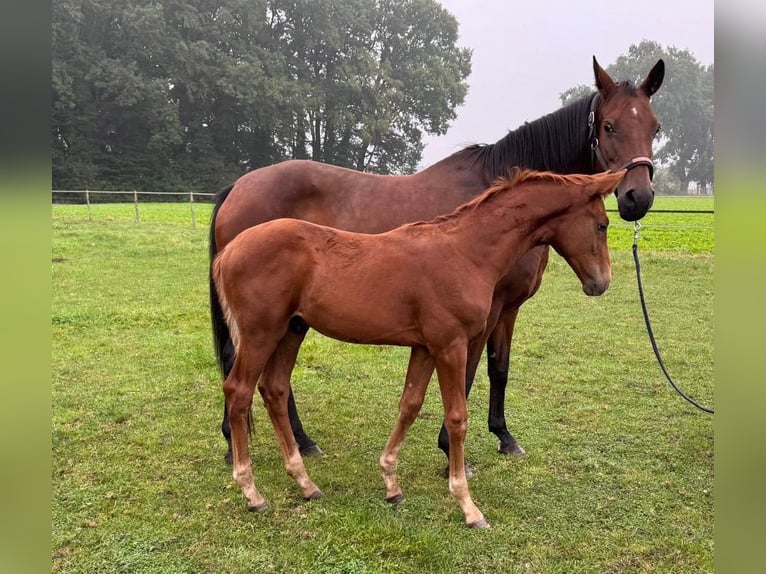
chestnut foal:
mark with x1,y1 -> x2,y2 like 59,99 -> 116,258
212,169 -> 625,527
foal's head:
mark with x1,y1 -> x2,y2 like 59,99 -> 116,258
542,170 -> 628,297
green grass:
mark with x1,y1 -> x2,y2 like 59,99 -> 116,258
52,203 -> 713,573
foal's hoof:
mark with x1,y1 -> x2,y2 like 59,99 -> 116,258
498,442 -> 526,456
443,462 -> 474,480
303,489 -> 324,501
386,493 -> 405,505
467,517 -> 491,529
300,444 -> 324,457
247,501 -> 270,513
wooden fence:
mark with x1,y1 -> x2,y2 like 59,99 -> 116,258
53,189 -> 218,228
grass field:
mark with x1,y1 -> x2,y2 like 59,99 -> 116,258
52,198 -> 713,573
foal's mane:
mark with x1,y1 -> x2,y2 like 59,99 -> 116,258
408,168 -> 622,231
471,168 -> 620,211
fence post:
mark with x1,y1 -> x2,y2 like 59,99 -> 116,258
190,191 -> 196,229
134,190 -> 139,223
85,189 -> 92,222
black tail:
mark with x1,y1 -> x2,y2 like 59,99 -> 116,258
209,183 -> 235,377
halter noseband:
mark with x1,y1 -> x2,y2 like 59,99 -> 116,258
587,93 -> 655,180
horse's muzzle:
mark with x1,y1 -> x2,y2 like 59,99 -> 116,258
615,179 -> 655,221
583,277 -> 610,296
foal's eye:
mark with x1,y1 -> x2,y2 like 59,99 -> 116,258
603,122 -> 616,134
654,125 -> 662,139
597,223 -> 608,233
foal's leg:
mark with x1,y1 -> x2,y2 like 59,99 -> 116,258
259,333 -> 322,501
487,309 -> 525,455
435,342 -> 488,528
224,344 -> 276,512
380,346 -> 434,504
437,334 -> 487,477
222,318 -> 320,464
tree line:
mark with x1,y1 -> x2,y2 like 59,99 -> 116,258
53,2 -> 712,195
53,0 -> 471,192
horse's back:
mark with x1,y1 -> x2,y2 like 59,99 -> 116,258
213,158 -> 485,250
215,160 -> 387,248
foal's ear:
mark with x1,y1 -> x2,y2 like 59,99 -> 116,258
593,56 -> 616,95
639,59 -> 665,98
592,170 -> 628,198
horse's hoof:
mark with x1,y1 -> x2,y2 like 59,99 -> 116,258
303,489 -> 323,501
443,463 -> 474,480
386,493 -> 405,505
247,501 -> 269,513
467,517 -> 490,529
224,451 -> 233,465
498,442 -> 526,456
300,444 -> 324,457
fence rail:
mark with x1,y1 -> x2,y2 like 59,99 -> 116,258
53,189 -> 218,228
51,189 -> 714,230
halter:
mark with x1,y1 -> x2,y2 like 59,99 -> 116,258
587,93 -> 655,180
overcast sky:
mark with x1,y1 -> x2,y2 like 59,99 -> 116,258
418,0 -> 714,169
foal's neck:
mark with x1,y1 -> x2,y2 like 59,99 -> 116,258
445,183 -> 574,280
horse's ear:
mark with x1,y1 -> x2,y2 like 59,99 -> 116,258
593,56 -> 616,95
639,59 -> 665,98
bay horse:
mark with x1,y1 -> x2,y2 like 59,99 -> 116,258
210,57 -> 664,465
212,169 -> 626,527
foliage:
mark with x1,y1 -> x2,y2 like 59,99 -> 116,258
52,208 -> 712,572
52,0 -> 471,192
560,41 -> 714,194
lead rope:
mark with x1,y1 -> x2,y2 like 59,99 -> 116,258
631,221 -> 714,414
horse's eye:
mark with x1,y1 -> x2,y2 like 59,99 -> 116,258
603,122 -> 616,134
597,222 -> 608,233
654,125 -> 662,139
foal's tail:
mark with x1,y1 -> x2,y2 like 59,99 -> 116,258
209,184 -> 235,377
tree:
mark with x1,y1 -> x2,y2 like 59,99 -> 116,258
52,0 -> 471,191
559,41 -> 713,194
264,0 -> 470,174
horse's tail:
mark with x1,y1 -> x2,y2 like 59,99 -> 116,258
209,184 -> 235,377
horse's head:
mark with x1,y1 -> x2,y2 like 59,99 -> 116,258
548,171 -> 628,297
592,56 -> 664,221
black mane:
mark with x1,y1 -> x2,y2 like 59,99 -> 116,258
456,93 -> 596,181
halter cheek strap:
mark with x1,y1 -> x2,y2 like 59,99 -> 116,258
587,93 -> 655,180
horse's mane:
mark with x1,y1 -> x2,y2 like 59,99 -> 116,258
453,82 -> 640,181
453,94 -> 594,180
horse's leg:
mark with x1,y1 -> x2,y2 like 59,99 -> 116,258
487,309 -> 526,455
285,317 -> 322,457
221,338 -> 235,464
258,333 -> 322,501
435,341 -> 488,528
224,341 -> 276,512
380,346 -> 434,504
